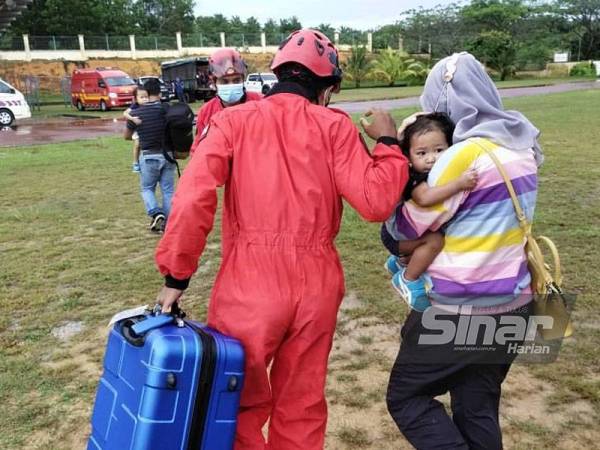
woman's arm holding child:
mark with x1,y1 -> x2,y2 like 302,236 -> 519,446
411,168 -> 478,207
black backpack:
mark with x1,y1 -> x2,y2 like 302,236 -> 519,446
163,102 -> 194,162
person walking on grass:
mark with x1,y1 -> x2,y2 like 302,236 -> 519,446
124,78 -> 176,233
154,29 -> 410,449
189,49 -> 262,157
384,52 -> 543,450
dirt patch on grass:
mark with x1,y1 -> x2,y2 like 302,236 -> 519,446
42,326 -> 105,379
51,321 -> 84,340
20,400 -> 90,450
324,291 -> 599,449
326,291 -> 407,448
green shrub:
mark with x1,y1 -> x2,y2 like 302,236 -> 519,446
570,62 -> 595,77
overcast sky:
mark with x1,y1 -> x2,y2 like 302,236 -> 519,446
194,0 -> 461,30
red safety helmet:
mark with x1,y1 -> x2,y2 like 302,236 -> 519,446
271,29 -> 343,82
209,49 -> 248,78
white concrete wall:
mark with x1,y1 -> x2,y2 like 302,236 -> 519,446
85,50 -> 136,59
0,51 -> 27,61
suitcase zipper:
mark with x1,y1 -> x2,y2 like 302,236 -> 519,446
186,322 -> 217,450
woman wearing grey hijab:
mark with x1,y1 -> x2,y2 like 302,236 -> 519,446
385,52 -> 542,449
421,51 -> 543,165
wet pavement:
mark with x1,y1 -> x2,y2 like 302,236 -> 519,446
1,82 -> 598,148
0,116 -> 125,148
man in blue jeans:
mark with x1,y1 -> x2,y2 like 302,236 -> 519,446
124,78 -> 175,233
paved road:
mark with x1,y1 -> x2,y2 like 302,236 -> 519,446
1,81 -> 598,148
333,81 -> 600,114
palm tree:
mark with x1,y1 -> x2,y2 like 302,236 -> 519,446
370,49 -> 428,87
343,45 -> 371,88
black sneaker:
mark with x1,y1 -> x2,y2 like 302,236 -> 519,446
150,213 -> 166,233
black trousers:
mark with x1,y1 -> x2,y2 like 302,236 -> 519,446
381,223 -> 401,256
386,303 -> 533,450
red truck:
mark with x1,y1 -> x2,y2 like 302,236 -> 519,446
71,67 -> 136,111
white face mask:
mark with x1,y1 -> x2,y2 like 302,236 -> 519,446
217,83 -> 244,104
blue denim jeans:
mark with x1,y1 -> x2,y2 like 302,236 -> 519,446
139,153 -> 176,218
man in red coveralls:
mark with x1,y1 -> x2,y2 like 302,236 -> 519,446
190,49 -> 262,156
156,29 -> 409,449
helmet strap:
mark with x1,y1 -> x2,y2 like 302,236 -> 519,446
319,85 -> 335,107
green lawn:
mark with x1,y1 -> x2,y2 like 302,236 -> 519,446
30,103 -> 127,120
0,89 -> 599,449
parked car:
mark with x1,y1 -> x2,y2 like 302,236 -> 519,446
161,57 -> 215,103
136,76 -> 175,102
0,78 -> 31,126
71,67 -> 136,111
245,73 -> 278,95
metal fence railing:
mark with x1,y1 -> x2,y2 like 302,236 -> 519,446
0,35 -> 24,51
2,33 -> 428,54
85,35 -> 130,51
339,32 -> 368,47
182,33 -> 221,47
225,33 -> 262,47
4,75 -> 72,109
372,33 -> 402,50
265,33 -> 286,46
29,35 -> 80,51
135,35 -> 178,50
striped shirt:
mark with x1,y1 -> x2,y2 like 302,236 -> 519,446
393,138 -> 537,310
127,100 -> 166,154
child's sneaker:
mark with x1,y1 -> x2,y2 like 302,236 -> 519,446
384,255 -> 404,275
392,268 -> 432,312
149,213 -> 165,233
132,163 -> 141,173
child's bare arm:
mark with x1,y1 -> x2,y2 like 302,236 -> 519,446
412,168 -> 478,207
123,108 -> 142,125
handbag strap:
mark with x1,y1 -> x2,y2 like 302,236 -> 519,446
469,138 -> 532,237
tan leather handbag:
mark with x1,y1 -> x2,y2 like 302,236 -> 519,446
471,138 -> 573,340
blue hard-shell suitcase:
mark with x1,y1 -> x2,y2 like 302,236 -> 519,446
87,305 -> 245,450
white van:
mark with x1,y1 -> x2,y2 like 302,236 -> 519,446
245,73 -> 278,95
0,78 -> 32,126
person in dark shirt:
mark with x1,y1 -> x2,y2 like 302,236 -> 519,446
175,77 -> 185,103
124,78 -> 176,233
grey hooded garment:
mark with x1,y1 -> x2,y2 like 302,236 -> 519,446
420,52 -> 544,166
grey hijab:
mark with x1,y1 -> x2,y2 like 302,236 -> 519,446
420,52 -> 544,166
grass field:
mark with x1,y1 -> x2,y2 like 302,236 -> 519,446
1,89 -> 599,449
30,103 -> 125,120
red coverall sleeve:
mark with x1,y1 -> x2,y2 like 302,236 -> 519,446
332,118 -> 409,222
155,118 -> 232,280
189,106 -> 209,156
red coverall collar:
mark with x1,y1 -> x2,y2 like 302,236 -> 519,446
264,81 -> 315,103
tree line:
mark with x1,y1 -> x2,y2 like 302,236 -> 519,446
6,0 -> 600,69
388,0 -> 600,73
